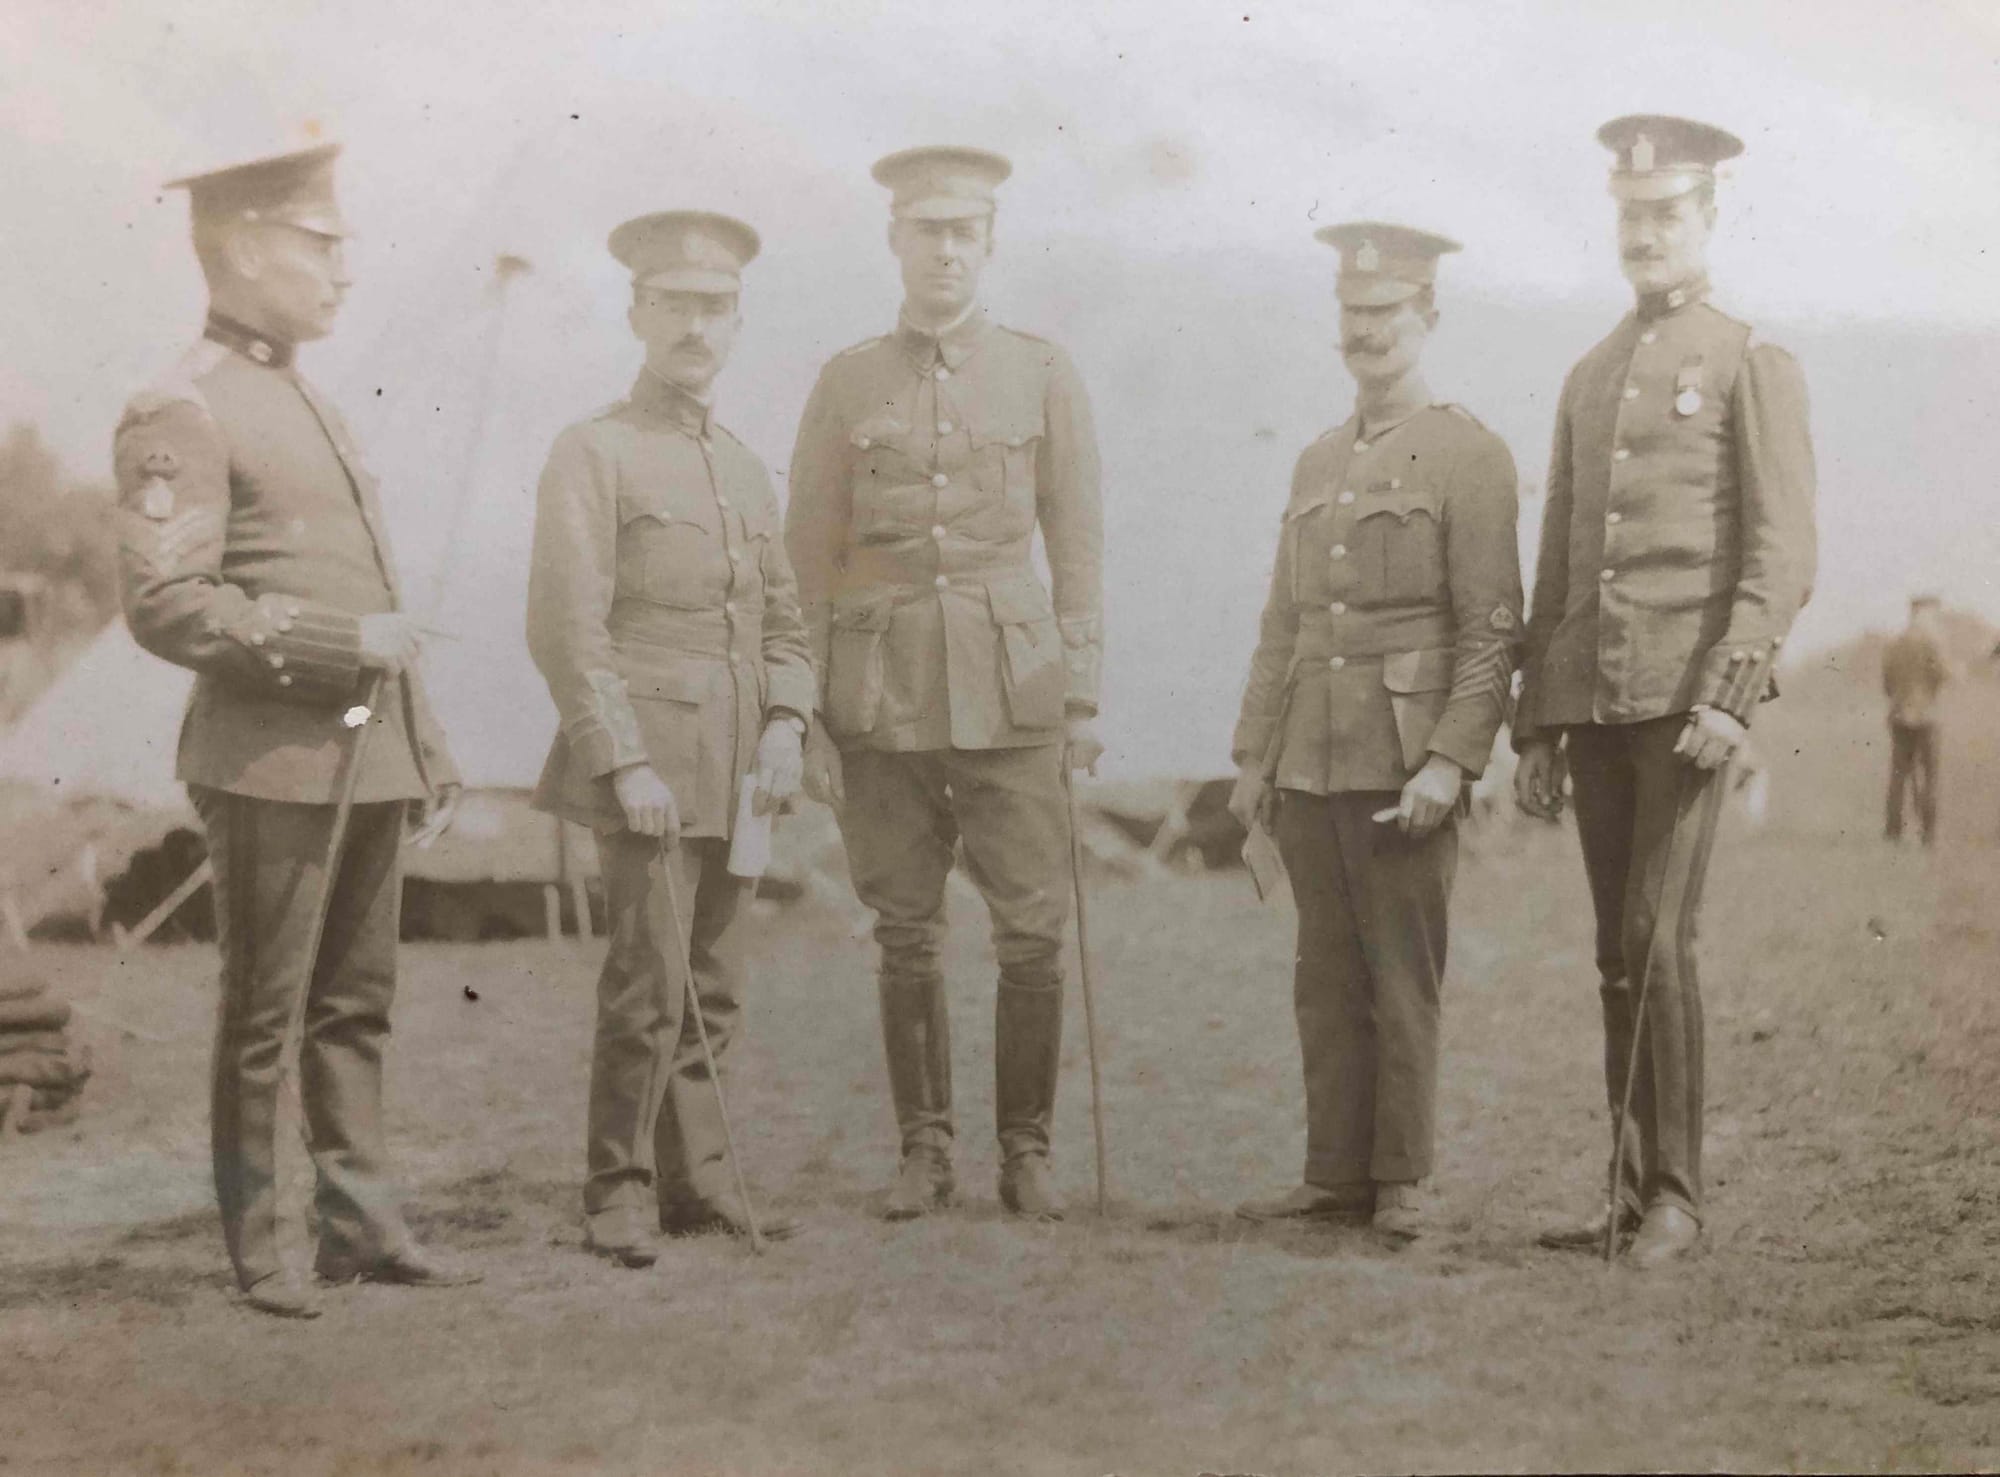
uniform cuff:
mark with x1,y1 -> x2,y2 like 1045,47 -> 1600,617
231,595 -> 362,704
765,664 -> 818,723
1695,642 -> 1779,723
1060,616 -> 1102,712
1233,715 -> 1278,764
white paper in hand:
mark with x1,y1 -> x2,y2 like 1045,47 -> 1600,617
726,778 -> 773,879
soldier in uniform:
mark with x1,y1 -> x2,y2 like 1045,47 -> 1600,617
527,212 -> 815,1267
1515,117 -> 1817,1268
1881,593 -> 1950,846
116,142 -> 477,1318
784,147 -> 1103,1221
1227,223 -> 1522,1242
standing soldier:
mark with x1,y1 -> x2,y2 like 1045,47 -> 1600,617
785,147 -> 1104,1221
1227,223 -> 1522,1242
1515,117 -> 1817,1268
527,212 -> 815,1268
1882,593 -> 1950,846
116,141 -> 477,1319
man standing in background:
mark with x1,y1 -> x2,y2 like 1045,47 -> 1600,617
1881,594 -> 1950,847
1515,116 -> 1817,1269
116,140 -> 475,1318
785,147 -> 1104,1222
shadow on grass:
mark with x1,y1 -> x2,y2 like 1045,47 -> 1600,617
117,1206 -> 216,1247
0,1253 -> 210,1311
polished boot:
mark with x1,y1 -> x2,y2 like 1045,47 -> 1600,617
882,1149 -> 956,1221
1371,1181 -> 1427,1242
663,1192 -> 800,1241
999,1153 -> 1064,1221
1626,1204 -> 1702,1269
879,970 -> 954,1170
994,974 -> 1062,1162
243,1270 -> 322,1320
584,1205 -> 659,1269
1536,1200 -> 1643,1252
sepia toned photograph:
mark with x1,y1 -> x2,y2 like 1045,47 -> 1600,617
2,1 -> 1996,1472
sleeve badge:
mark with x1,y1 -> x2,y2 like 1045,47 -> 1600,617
1489,605 -> 1517,631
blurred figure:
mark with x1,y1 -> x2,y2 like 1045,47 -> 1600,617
115,140 -> 472,1319
526,212 -> 814,1266
785,147 -> 1104,1221
1228,222 -> 1521,1243
1515,117 -> 1817,1269
1881,594 -> 1949,846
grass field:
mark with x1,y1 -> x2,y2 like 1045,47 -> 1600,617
4,673 -> 1999,1476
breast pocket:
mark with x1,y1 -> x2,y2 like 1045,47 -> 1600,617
1354,487 -> 1444,602
966,408 -> 1044,520
1281,492 -> 1332,606
617,487 -> 724,609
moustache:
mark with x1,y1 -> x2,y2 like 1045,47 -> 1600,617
1343,340 -> 1389,355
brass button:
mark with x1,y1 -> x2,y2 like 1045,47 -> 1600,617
931,472 -> 948,488
268,655 -> 284,669
1337,490 -> 1355,505
278,674 -> 294,687
931,525 -> 947,539
1641,330 -> 1658,345
934,367 -> 949,381
937,421 -> 953,435
1614,447 -> 1631,462
1328,656 -> 1346,669
251,633 -> 267,647
934,575 -> 949,589
1623,386 -> 1639,401
1353,439 -> 1369,453
1600,567 -> 1615,581
1329,544 -> 1347,560
1330,601 -> 1346,614
1606,512 -> 1622,525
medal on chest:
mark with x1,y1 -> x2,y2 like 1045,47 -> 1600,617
1673,357 -> 1705,418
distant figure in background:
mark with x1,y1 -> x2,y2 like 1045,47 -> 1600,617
1514,117 -> 1817,1269
1227,222 -> 1521,1243
115,141 -> 475,1318
1881,594 -> 1949,846
526,212 -> 814,1267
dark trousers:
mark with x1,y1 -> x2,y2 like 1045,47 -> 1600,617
837,744 -> 1070,1162
1886,721 -> 1940,844
1275,790 -> 1457,1186
1564,718 -> 1726,1222
586,831 -> 748,1219
191,786 -> 412,1290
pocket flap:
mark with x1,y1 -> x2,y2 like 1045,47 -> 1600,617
966,407 -> 1045,450
986,578 -> 1054,625
1381,647 -> 1453,694
629,665 -> 709,704
1356,488 -> 1441,523
830,599 -> 892,633
1282,492 -> 1331,522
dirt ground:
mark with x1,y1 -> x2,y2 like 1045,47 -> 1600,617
4,676 -> 1999,1476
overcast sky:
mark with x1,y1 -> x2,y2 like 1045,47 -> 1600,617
3,0 -> 1997,775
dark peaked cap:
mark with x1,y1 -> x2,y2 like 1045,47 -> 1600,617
608,211 -> 760,293
165,142 -> 348,237
1313,221 -> 1462,307
1598,115 -> 1744,201
871,146 -> 1012,220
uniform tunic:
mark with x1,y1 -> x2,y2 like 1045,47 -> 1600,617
1233,402 -> 1521,1188
783,308 -> 1103,1162
113,313 -> 457,1290
525,371 -> 813,1216
1517,284 -> 1816,1220
1881,627 -> 1948,843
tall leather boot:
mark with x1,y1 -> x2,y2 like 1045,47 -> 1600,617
996,972 -> 1064,1220
879,971 -> 955,1220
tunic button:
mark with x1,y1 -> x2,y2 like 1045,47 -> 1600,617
1390,478 -> 1402,490
251,633 -> 266,646
937,421 -> 953,435
1330,601 -> 1346,614
724,602 -> 736,615
1329,544 -> 1347,559
1337,491 -> 1355,505
1613,447 -> 1631,462
1641,330 -> 1658,345
934,575 -> 949,589
931,472 -> 948,488
1606,512 -> 1623,525
268,655 -> 284,669
1600,567 -> 1616,581
1328,656 -> 1346,669
934,367 -> 949,381
1353,440 -> 1369,453
1623,386 -> 1639,401
278,674 -> 294,688
931,525 -> 947,539
1007,436 -> 1025,448
858,437 -> 873,450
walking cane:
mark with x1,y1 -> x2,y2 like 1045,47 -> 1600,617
1604,765 -> 1710,1264
1061,768 -> 1110,1217
656,838 -> 766,1255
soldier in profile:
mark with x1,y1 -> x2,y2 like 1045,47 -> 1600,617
1515,117 -> 1817,1268
1881,593 -> 1950,846
1227,222 -> 1521,1243
784,147 -> 1104,1221
526,211 -> 814,1267
115,139 -> 475,1318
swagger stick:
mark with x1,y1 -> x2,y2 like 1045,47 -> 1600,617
1062,768 -> 1110,1217
657,839 -> 765,1254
